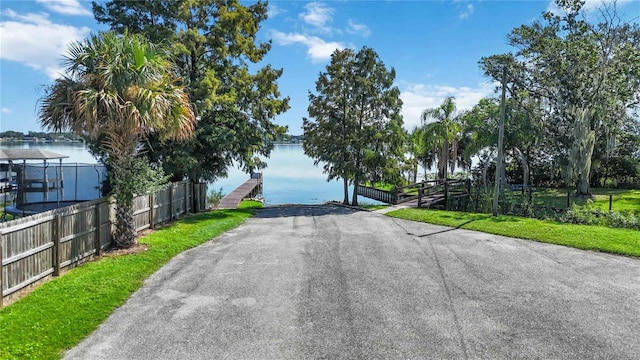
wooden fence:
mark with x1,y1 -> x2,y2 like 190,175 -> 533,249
0,180 -> 207,306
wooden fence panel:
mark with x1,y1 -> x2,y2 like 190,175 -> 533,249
98,200 -> 112,250
133,195 -> 151,232
1,181 -> 203,303
58,205 -> 97,269
154,187 -> 171,224
0,214 -> 55,297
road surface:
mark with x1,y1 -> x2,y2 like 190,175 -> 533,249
64,204 -> 640,359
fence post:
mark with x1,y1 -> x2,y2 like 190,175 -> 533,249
53,214 -> 61,276
417,187 -> 423,208
94,204 -> 102,256
444,181 -> 449,211
609,194 -> 612,211
193,182 -> 199,213
149,193 -> 155,229
0,233 -> 3,306
169,184 -> 174,221
184,181 -> 189,215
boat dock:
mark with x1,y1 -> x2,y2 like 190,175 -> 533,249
218,173 -> 263,209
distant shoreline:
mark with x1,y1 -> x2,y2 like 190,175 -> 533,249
0,139 -> 85,144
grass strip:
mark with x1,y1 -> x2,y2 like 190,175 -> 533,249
0,200 -> 262,360
387,208 -> 640,257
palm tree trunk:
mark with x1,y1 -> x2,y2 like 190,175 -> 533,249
443,137 -> 449,180
114,202 -> 137,248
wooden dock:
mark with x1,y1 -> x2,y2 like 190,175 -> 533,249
218,173 -> 263,209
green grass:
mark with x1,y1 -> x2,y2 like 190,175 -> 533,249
507,188 -> 640,213
363,182 -> 395,191
359,204 -> 389,210
0,201 -> 262,360
387,208 -> 640,257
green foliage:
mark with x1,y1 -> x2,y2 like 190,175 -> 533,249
109,157 -> 170,208
207,187 -> 225,209
0,203 -> 260,360
387,208 -> 640,257
564,202 -> 640,230
480,0 -> 640,195
39,31 -> 196,248
303,47 -> 406,206
419,96 -> 468,179
93,0 -> 290,182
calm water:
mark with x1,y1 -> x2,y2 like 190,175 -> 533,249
212,144 -> 378,205
1,142 -> 377,205
1,142 -> 104,202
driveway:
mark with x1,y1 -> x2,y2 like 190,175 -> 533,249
64,205 -> 640,359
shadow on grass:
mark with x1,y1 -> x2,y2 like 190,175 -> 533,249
486,216 -> 521,223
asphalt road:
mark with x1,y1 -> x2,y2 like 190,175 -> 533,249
64,204 -> 640,359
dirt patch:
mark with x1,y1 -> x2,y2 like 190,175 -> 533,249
103,243 -> 151,257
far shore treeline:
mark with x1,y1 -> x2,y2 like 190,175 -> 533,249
0,131 -> 304,144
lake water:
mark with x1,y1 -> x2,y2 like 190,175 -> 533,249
210,144 -> 377,205
1,142 -> 378,205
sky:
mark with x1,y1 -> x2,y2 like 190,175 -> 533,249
1,0 -> 638,135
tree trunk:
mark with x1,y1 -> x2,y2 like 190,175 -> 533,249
351,174 -> 359,206
442,136 -> 449,180
570,107 -> 595,196
514,148 -> 530,187
482,157 -> 490,192
343,177 -> 350,205
113,202 -> 137,248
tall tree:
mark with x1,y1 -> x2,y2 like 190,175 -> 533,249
303,49 -> 355,204
304,47 -> 406,206
420,96 -> 465,180
93,0 -> 290,182
492,0 -> 640,195
39,31 -> 195,248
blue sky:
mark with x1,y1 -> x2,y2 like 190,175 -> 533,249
1,0 -> 638,135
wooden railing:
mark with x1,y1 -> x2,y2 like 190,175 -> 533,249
356,185 -> 396,204
0,180 -> 208,306
416,179 -> 471,210
357,179 -> 471,209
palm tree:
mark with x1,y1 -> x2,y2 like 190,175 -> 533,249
39,31 -> 195,248
420,96 -> 463,180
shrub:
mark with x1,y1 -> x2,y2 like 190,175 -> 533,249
563,202 -> 640,230
207,187 -> 225,209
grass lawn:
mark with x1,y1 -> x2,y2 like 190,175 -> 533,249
0,200 -> 262,360
507,188 -> 640,213
387,208 -> 640,257
359,204 -> 389,210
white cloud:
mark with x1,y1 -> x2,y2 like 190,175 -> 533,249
459,4 -> 474,19
399,82 -> 496,130
1,108 -> 14,114
299,2 -> 334,33
268,3 -> 284,18
546,0 -> 632,15
271,30 -> 346,63
346,19 -> 370,37
0,9 -> 91,79
36,0 -> 92,16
